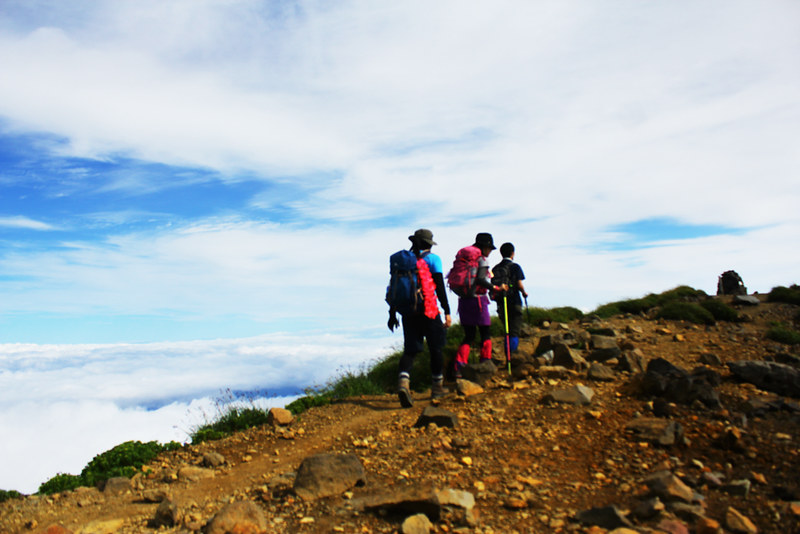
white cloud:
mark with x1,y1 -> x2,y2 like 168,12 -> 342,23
0,216 -> 55,230
0,331 -> 391,493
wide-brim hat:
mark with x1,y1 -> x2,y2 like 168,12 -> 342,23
473,232 -> 496,250
409,228 -> 437,246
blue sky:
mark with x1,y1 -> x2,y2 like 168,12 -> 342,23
0,0 -> 799,492
1,0 -> 796,344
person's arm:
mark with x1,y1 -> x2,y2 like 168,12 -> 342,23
516,264 -> 528,298
431,272 -> 452,326
517,279 -> 528,298
475,257 -> 493,289
476,257 -> 507,293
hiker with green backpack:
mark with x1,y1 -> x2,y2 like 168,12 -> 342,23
447,232 -> 507,378
386,229 -> 452,407
492,242 -> 528,358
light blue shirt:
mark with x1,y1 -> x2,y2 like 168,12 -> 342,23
420,251 -> 443,274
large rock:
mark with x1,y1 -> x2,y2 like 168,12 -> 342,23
587,362 -> 616,381
643,471 -> 695,503
639,358 -> 721,408
455,379 -> 484,397
267,407 -> 294,426
617,350 -> 647,373
551,344 -> 588,371
293,453 -> 366,500
414,406 -> 459,428
206,501 -> 267,534
590,334 -> 619,349
588,334 -> 622,362
461,359 -> 496,386
535,332 -> 581,355
575,505 -> 634,529
728,360 -> 800,398
542,384 -> 594,406
625,417 -> 685,446
202,451 -> 226,468
725,506 -> 758,534
354,485 -> 475,525
733,295 -> 760,306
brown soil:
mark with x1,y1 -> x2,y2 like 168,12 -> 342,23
2,297 -> 799,534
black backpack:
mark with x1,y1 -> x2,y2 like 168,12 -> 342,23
491,259 -> 514,301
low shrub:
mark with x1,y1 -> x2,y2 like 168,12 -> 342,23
592,286 -> 708,319
658,285 -> 708,302
0,489 -> 23,503
766,323 -> 800,345
593,302 -> 622,319
524,306 -> 584,325
38,473 -> 83,495
80,440 -> 181,487
38,440 -> 181,495
656,301 -> 715,325
549,306 -> 584,323
768,285 -> 800,305
700,299 -> 740,322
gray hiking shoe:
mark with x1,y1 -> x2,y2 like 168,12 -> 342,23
398,377 -> 414,408
431,379 -> 445,401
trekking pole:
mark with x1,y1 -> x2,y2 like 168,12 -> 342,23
524,295 -> 530,324
503,295 -> 511,375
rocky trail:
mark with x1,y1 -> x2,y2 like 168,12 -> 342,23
2,295 -> 799,534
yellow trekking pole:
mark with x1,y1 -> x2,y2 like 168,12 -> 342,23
503,294 -> 511,375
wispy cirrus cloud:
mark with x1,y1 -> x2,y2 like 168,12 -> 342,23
0,215 -> 56,230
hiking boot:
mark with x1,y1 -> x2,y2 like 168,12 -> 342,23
398,377 -> 414,408
431,379 -> 445,400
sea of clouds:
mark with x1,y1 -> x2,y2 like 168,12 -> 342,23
0,331 -> 393,494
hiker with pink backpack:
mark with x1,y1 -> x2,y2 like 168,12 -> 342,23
446,232 -> 507,378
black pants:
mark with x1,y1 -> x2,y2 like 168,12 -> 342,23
497,301 -> 524,337
461,324 -> 491,346
399,313 -> 445,379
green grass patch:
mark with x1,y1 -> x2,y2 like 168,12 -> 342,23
768,285 -> 800,305
38,440 -> 180,495
286,356 -> 414,416
190,405 -> 273,443
190,389 -> 300,444
656,301 -> 715,325
765,323 -> 800,345
700,299 -> 740,322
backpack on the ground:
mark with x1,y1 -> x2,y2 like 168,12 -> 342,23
717,270 -> 747,296
447,246 -> 482,298
386,250 -> 438,317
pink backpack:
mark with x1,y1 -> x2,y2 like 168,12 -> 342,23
447,246 -> 482,297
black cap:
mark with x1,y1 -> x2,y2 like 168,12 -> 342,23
473,232 -> 495,250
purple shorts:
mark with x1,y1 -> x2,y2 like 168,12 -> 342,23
458,294 -> 491,326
